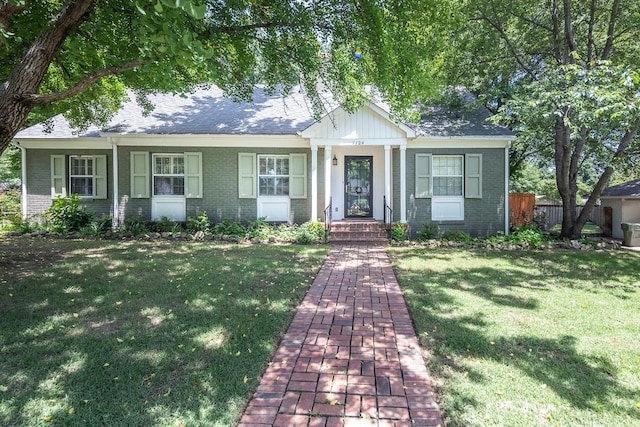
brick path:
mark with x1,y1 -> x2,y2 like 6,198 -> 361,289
238,245 -> 443,427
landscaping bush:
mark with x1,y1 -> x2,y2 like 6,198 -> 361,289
0,188 -> 22,230
417,222 -> 439,240
390,222 -> 407,242
441,229 -> 473,243
44,194 -> 93,232
213,218 -> 247,241
246,218 -> 272,240
80,214 -> 112,237
484,224 -> 548,248
299,220 -> 326,242
120,216 -> 147,236
186,211 -> 210,233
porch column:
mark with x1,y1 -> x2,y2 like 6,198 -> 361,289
112,141 -> 119,227
20,146 -> 27,218
324,145 -> 332,220
384,145 -> 391,217
400,145 -> 407,223
311,145 -> 318,220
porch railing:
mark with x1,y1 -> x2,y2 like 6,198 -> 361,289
383,195 -> 393,230
323,197 -> 332,242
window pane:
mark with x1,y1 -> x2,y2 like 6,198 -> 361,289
154,177 -> 172,195
173,157 -> 184,174
259,177 -> 275,195
71,177 -> 92,196
172,177 -> 184,195
71,157 -> 86,175
275,177 -> 289,195
433,177 -> 462,196
86,158 -> 93,175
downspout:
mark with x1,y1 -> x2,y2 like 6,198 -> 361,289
20,145 -> 27,219
111,138 -> 119,227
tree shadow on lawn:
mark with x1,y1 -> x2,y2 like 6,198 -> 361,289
0,240 -> 325,426
394,248 -> 640,424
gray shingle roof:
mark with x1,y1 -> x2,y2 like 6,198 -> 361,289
409,91 -> 512,137
15,86 -> 512,139
16,86 -> 317,138
601,179 -> 640,198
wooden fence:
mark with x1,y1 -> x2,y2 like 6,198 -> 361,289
509,192 -> 612,235
533,205 -> 612,235
509,193 -> 535,228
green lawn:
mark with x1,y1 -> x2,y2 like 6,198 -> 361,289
0,237 -> 328,426
389,247 -> 640,427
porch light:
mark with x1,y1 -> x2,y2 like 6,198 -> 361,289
333,155 -> 338,166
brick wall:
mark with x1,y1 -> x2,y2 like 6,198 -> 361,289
117,146 -> 312,224
405,148 -> 506,238
25,149 -> 113,218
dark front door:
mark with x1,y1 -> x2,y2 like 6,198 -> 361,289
345,156 -> 373,218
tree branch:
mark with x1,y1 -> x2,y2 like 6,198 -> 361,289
586,0 -> 596,65
474,7 -> 536,78
563,0 -> 578,61
18,59 -> 141,105
601,0 -> 621,60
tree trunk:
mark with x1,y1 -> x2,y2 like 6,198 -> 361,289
0,0 -> 95,153
555,116 -> 575,238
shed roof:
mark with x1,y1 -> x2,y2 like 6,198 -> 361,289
15,86 -> 512,139
601,179 -> 640,198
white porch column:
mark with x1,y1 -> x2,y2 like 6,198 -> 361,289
400,145 -> 407,223
311,145 -> 318,220
324,145 -> 332,220
20,146 -> 27,218
384,145 -> 391,216
112,141 -> 119,227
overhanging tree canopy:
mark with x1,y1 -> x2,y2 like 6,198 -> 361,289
0,0 -> 449,154
441,0 -> 640,238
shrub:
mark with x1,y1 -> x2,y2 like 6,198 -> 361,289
484,224 -> 548,248
441,229 -> 473,243
0,188 -> 21,229
151,216 -> 174,233
299,220 -> 326,242
121,216 -> 147,236
417,222 -> 439,240
80,214 -> 112,237
213,218 -> 247,241
246,218 -> 272,240
187,211 -> 210,233
44,194 -> 93,232
296,229 -> 316,244
390,222 -> 407,242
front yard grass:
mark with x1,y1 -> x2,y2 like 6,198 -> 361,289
389,247 -> 640,427
0,237 -> 328,426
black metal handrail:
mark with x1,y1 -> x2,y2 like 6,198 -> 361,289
323,197 -> 332,242
383,195 -> 393,230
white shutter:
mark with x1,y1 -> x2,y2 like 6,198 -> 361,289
415,153 -> 432,198
238,153 -> 256,198
465,153 -> 482,198
289,153 -> 307,199
130,151 -> 150,198
184,152 -> 203,198
94,155 -> 107,199
50,155 -> 67,197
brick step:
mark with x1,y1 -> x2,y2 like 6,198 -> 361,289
328,221 -> 389,243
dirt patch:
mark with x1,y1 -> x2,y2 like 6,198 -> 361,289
0,236 -> 69,282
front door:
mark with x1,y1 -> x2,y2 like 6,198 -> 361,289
345,156 -> 373,218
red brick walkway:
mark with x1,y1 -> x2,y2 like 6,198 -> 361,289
238,245 -> 443,427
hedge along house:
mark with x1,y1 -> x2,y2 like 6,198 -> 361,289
13,86 -> 513,237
